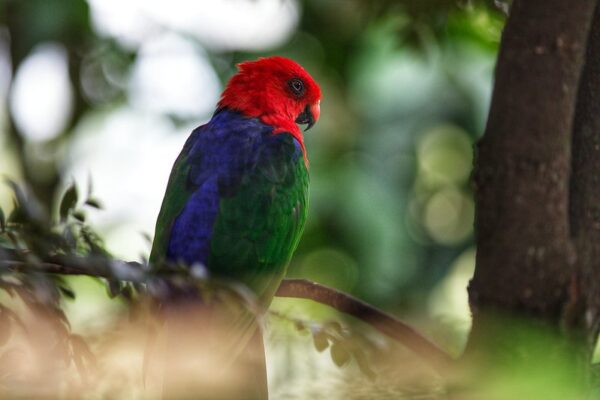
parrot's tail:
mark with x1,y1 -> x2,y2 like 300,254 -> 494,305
148,298 -> 268,400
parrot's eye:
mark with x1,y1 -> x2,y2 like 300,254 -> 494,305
288,78 -> 306,97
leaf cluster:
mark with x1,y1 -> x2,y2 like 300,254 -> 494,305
271,310 -> 382,380
0,180 -> 394,396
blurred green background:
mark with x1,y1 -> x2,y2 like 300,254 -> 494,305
0,0 -> 504,395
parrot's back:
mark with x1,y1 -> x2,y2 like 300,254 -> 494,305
150,108 -> 309,301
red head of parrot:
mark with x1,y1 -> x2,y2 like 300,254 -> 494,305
218,56 -> 321,160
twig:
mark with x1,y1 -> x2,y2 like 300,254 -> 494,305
0,259 -> 455,373
3,260 -> 96,276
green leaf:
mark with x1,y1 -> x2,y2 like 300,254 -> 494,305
107,280 -> 121,298
313,331 -> 329,352
5,180 -> 26,206
324,320 -> 344,334
60,184 -> 78,222
353,348 -> 377,380
84,198 -> 102,209
294,320 -> 307,333
73,211 -> 86,222
59,286 -> 76,300
330,341 -> 350,367
80,227 -> 109,256
7,205 -> 24,224
5,181 -> 35,223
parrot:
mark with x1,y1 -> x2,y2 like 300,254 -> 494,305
148,57 -> 321,399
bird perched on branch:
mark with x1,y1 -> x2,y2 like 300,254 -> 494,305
149,57 -> 321,399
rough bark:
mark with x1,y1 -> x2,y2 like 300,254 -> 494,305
570,1 -> 600,356
469,0 -> 595,327
462,0 -> 598,395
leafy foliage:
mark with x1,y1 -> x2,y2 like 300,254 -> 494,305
271,311 -> 380,380
0,181 -> 395,397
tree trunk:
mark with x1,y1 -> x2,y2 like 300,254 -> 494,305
461,0 -> 600,397
570,0 -> 600,356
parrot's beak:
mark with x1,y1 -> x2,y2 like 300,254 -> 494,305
295,101 -> 320,131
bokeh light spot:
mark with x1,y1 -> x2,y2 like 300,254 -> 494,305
9,43 -> 73,142
129,33 -> 220,117
87,0 -> 299,51
418,124 -> 473,187
299,248 -> 359,292
423,187 -> 474,245
428,247 -> 476,350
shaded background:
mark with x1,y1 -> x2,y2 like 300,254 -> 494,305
0,0 -> 504,396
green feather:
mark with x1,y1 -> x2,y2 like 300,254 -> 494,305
150,132 -> 308,305
209,134 -> 308,303
149,137 -> 194,265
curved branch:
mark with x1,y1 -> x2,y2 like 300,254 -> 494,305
0,259 -> 454,373
276,279 -> 454,373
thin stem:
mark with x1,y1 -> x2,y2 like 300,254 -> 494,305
0,259 -> 454,373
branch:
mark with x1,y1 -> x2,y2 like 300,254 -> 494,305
0,257 -> 143,282
0,258 -> 454,373
276,279 -> 454,373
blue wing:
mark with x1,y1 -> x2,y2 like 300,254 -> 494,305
163,109 -> 273,266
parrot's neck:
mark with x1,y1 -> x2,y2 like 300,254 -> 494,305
216,108 -> 308,167
261,114 -> 307,166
